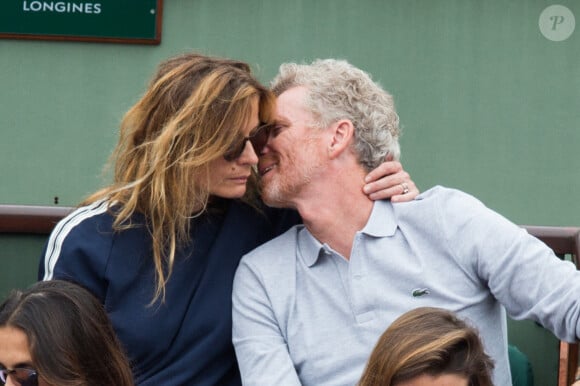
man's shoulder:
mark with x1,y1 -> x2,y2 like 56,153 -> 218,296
240,224 -> 302,266
234,225 -> 302,297
392,185 -> 490,231
399,185 -> 486,212
416,185 -> 478,201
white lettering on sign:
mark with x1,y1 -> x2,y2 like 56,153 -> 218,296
22,1 -> 102,14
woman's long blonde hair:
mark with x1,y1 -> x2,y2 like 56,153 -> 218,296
83,53 -> 275,303
358,307 -> 494,386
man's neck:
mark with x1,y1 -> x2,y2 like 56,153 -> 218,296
295,168 -> 373,260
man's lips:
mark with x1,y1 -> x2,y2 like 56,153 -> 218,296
258,162 -> 277,176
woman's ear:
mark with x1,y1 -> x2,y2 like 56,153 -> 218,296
328,119 -> 354,158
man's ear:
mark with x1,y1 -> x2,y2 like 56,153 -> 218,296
328,119 -> 354,159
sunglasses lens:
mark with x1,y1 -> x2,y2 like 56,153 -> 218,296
2,368 -> 39,386
250,127 -> 270,155
223,124 -> 272,162
223,139 -> 246,162
21,372 -> 39,386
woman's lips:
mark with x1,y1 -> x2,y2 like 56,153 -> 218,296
230,175 -> 250,183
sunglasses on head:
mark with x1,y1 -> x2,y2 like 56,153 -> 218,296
223,123 -> 272,162
0,367 -> 38,386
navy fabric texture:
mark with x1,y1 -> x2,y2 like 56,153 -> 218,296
39,200 -> 300,386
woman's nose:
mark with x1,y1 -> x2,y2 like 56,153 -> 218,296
237,141 -> 259,165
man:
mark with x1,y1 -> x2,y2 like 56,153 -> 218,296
232,59 -> 580,385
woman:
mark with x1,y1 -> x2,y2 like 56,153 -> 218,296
39,52 -> 418,385
0,280 -> 133,386
358,307 -> 494,386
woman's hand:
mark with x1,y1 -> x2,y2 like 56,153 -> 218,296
363,161 -> 419,202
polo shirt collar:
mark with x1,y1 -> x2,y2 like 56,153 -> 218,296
297,200 -> 398,267
361,200 -> 398,237
297,226 -> 326,267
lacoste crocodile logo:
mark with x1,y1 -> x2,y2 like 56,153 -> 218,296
412,288 -> 430,297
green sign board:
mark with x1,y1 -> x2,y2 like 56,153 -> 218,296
0,0 -> 162,44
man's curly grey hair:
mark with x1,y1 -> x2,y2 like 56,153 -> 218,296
270,59 -> 401,171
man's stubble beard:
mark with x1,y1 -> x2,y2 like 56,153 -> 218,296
260,162 -> 317,209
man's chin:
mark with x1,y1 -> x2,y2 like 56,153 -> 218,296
260,185 -> 287,208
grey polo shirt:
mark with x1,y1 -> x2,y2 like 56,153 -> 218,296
233,186 -> 580,386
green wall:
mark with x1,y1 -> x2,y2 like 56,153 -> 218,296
1,0 -> 578,226
0,235 -> 46,299
1,1 -> 578,385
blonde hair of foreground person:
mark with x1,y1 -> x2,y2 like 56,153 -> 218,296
358,307 -> 494,386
